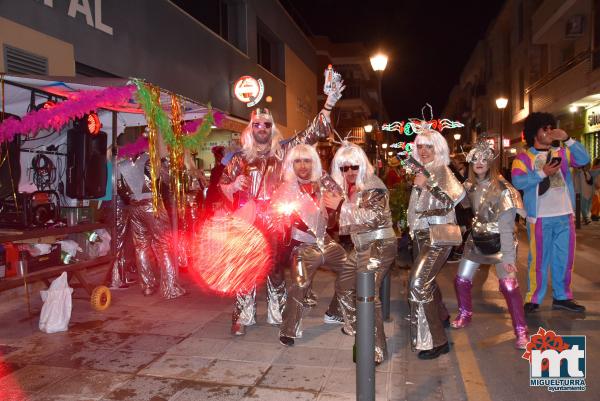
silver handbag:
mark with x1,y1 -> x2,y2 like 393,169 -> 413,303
429,224 -> 462,246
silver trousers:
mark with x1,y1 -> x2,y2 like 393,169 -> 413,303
130,199 -> 185,299
409,230 -> 451,350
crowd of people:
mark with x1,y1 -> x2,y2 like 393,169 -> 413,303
108,69 -> 598,363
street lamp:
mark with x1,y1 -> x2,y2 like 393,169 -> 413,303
364,124 -> 373,133
495,97 -> 508,169
370,53 -> 388,175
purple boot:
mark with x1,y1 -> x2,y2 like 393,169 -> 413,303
499,277 -> 529,349
451,276 -> 473,329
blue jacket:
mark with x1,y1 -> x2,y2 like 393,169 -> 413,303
511,139 -> 590,219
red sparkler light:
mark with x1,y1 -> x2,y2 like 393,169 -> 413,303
190,215 -> 272,295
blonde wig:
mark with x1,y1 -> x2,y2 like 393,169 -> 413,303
282,144 -> 323,182
330,143 -> 375,191
241,110 -> 283,162
412,128 -> 450,167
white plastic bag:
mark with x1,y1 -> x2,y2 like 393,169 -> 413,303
39,272 -> 73,333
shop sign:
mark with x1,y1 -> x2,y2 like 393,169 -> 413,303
584,104 -> 600,134
41,0 -> 113,36
233,76 -> 264,107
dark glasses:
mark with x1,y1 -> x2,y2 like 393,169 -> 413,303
340,165 -> 360,172
252,121 -> 273,129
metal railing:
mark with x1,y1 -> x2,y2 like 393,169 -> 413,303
525,50 -> 591,94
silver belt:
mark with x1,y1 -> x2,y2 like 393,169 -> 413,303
352,226 -> 396,248
291,227 -> 317,244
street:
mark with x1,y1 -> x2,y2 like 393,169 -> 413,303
0,223 -> 598,401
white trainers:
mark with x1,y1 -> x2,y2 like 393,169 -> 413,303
323,312 -> 344,325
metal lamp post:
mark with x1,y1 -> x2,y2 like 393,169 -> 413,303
453,132 -> 461,153
370,54 -> 388,175
495,97 -> 508,168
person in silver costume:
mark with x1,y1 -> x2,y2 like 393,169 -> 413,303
407,124 -> 465,360
220,76 -> 344,336
325,143 -> 397,364
451,139 -> 529,349
274,144 -> 349,346
108,194 -> 136,289
117,152 -> 186,299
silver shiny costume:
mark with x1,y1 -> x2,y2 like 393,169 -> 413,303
108,195 -> 134,288
220,113 -> 332,328
453,176 -> 528,348
338,174 -> 397,363
277,178 -> 349,339
407,165 -> 464,351
118,153 -> 185,299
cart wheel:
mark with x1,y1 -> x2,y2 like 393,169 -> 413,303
90,286 -> 111,311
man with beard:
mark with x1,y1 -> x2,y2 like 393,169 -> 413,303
219,72 -> 345,336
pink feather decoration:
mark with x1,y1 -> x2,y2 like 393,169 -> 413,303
117,136 -> 149,159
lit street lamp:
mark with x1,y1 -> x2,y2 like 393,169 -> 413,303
370,53 -> 388,175
453,132 -> 461,153
495,97 -> 508,168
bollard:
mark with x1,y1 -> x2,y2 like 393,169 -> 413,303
380,270 -> 391,321
356,270 -> 375,401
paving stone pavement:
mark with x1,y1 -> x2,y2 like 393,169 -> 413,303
1,223 -> 599,400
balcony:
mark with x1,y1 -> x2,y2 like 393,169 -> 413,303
526,50 -> 591,113
532,0 -> 580,44
337,84 -> 373,114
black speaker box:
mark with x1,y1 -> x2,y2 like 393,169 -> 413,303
66,128 -> 107,199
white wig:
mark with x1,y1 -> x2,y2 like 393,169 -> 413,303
282,144 -> 323,182
241,112 -> 283,162
412,129 -> 450,167
330,143 -> 374,191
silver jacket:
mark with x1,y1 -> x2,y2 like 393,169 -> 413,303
407,164 -> 465,235
463,176 -> 525,265
339,174 -> 395,249
220,113 -> 332,207
118,154 -> 153,201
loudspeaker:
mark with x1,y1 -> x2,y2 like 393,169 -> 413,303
0,113 -> 21,199
66,128 -> 107,199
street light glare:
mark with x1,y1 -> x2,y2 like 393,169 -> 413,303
382,143 -> 388,149
495,97 -> 508,109
364,124 -> 373,133
370,54 -> 388,71
453,133 -> 461,140
570,105 -> 578,113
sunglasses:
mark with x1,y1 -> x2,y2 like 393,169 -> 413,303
252,122 -> 273,129
340,165 -> 360,172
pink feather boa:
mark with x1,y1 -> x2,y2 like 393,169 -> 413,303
182,111 -> 225,134
117,136 -> 149,159
0,85 -> 135,143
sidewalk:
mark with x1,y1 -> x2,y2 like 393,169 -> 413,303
1,224 -> 599,400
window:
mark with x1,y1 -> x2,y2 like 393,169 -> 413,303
3,45 -> 47,75
172,0 -> 247,53
518,68 -> 525,110
257,19 -> 284,80
517,1 -> 524,44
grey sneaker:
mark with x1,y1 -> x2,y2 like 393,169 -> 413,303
323,312 -> 344,325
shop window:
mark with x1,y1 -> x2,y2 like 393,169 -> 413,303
257,19 -> 284,80
172,0 -> 247,53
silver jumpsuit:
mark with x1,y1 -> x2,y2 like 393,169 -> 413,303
407,164 -> 465,351
219,113 -> 332,327
338,174 -> 397,363
118,153 -> 185,299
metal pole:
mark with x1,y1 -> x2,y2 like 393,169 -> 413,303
380,270 -> 391,321
576,193 -> 581,229
356,270 -> 375,401
499,109 -> 504,169
377,72 -> 383,176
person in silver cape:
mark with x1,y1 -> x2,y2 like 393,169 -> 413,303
273,144 -> 350,346
325,143 -> 397,364
406,123 -> 465,359
219,73 -> 345,336
451,138 -> 529,349
117,152 -> 185,299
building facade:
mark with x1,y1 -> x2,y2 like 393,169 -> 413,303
0,0 -> 318,168
444,0 -> 600,166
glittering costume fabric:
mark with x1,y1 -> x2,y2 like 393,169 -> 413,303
407,165 -> 464,351
118,154 -> 185,299
108,195 -> 134,288
338,174 -> 397,363
221,113 -> 332,327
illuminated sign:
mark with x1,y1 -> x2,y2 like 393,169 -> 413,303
87,113 -> 101,135
382,118 -> 464,136
233,76 -> 265,107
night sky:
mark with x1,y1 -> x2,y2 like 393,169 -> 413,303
281,0 -> 505,121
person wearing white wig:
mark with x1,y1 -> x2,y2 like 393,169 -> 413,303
220,69 -> 345,336
325,143 -> 397,364
406,123 -> 465,359
273,144 -> 350,346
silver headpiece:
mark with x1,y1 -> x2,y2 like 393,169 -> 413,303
466,137 -> 498,164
